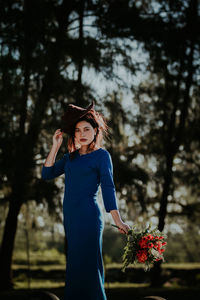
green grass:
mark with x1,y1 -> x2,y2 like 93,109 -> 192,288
105,282 -> 150,288
11,249 -> 200,291
14,280 -> 65,289
105,262 -> 200,270
14,281 -> 149,290
161,262 -> 200,269
13,264 -> 66,271
13,248 -> 66,265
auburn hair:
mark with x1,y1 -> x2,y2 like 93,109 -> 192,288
67,109 -> 109,160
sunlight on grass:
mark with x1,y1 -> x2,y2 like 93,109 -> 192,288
13,264 -> 66,271
14,280 -> 65,289
105,282 -> 150,288
13,249 -> 66,265
15,280 -> 150,290
161,262 -> 200,269
105,262 -> 200,270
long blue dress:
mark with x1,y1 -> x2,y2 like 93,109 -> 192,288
41,147 -> 118,300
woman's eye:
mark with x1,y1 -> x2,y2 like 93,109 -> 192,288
75,128 -> 90,132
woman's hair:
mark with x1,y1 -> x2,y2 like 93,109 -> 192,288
67,109 -> 109,159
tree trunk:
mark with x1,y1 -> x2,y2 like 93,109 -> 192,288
150,155 -> 174,287
0,0 -> 30,289
0,198 -> 22,290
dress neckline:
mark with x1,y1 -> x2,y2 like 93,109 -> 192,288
77,147 -> 102,156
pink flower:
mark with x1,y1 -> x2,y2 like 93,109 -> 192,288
156,241 -> 162,248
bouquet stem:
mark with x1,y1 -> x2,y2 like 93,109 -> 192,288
111,224 -> 120,229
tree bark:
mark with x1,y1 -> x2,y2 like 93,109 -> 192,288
0,198 -> 22,289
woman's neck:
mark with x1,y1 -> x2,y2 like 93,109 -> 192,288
79,145 -> 88,154
79,145 -> 98,154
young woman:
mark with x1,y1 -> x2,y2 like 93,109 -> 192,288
41,101 -> 130,300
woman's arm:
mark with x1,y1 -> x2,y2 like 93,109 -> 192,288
44,129 -> 63,166
98,150 -> 130,235
110,209 -> 130,235
44,144 -> 60,166
42,129 -> 66,180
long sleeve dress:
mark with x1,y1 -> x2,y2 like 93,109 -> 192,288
41,147 -> 118,300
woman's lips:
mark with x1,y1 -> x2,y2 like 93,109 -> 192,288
80,139 -> 87,141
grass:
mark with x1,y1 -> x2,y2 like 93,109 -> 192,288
11,249 -> 200,292
12,263 -> 200,290
105,262 -> 200,269
1,286 -> 200,300
161,262 -> 200,269
13,249 -> 66,265
14,280 -> 65,289
13,264 -> 66,271
14,281 -> 150,290
105,282 -> 150,288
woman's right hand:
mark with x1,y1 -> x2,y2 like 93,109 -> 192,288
53,129 -> 63,149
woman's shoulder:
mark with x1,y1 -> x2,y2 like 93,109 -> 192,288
97,148 -> 112,160
99,147 -> 109,153
96,147 -> 108,154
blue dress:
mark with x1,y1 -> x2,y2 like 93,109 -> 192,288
41,148 -> 118,300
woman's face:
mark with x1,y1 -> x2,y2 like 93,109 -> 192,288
74,120 -> 97,146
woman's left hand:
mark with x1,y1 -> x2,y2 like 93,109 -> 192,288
115,221 -> 131,235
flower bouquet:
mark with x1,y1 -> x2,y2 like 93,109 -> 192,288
112,223 -> 167,272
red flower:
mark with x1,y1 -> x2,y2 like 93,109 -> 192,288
162,242 -> 167,246
148,242 -> 154,248
138,237 -> 148,248
157,247 -> 165,254
136,250 -> 148,263
146,234 -> 154,240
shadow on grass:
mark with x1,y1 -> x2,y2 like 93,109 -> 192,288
1,287 -> 200,300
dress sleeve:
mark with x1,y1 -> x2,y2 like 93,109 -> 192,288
98,151 -> 119,213
41,154 -> 67,180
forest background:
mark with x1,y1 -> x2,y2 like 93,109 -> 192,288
0,0 -> 200,299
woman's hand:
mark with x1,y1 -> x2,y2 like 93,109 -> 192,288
115,221 -> 131,235
53,129 -> 63,149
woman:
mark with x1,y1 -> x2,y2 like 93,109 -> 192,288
41,101 -> 130,300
